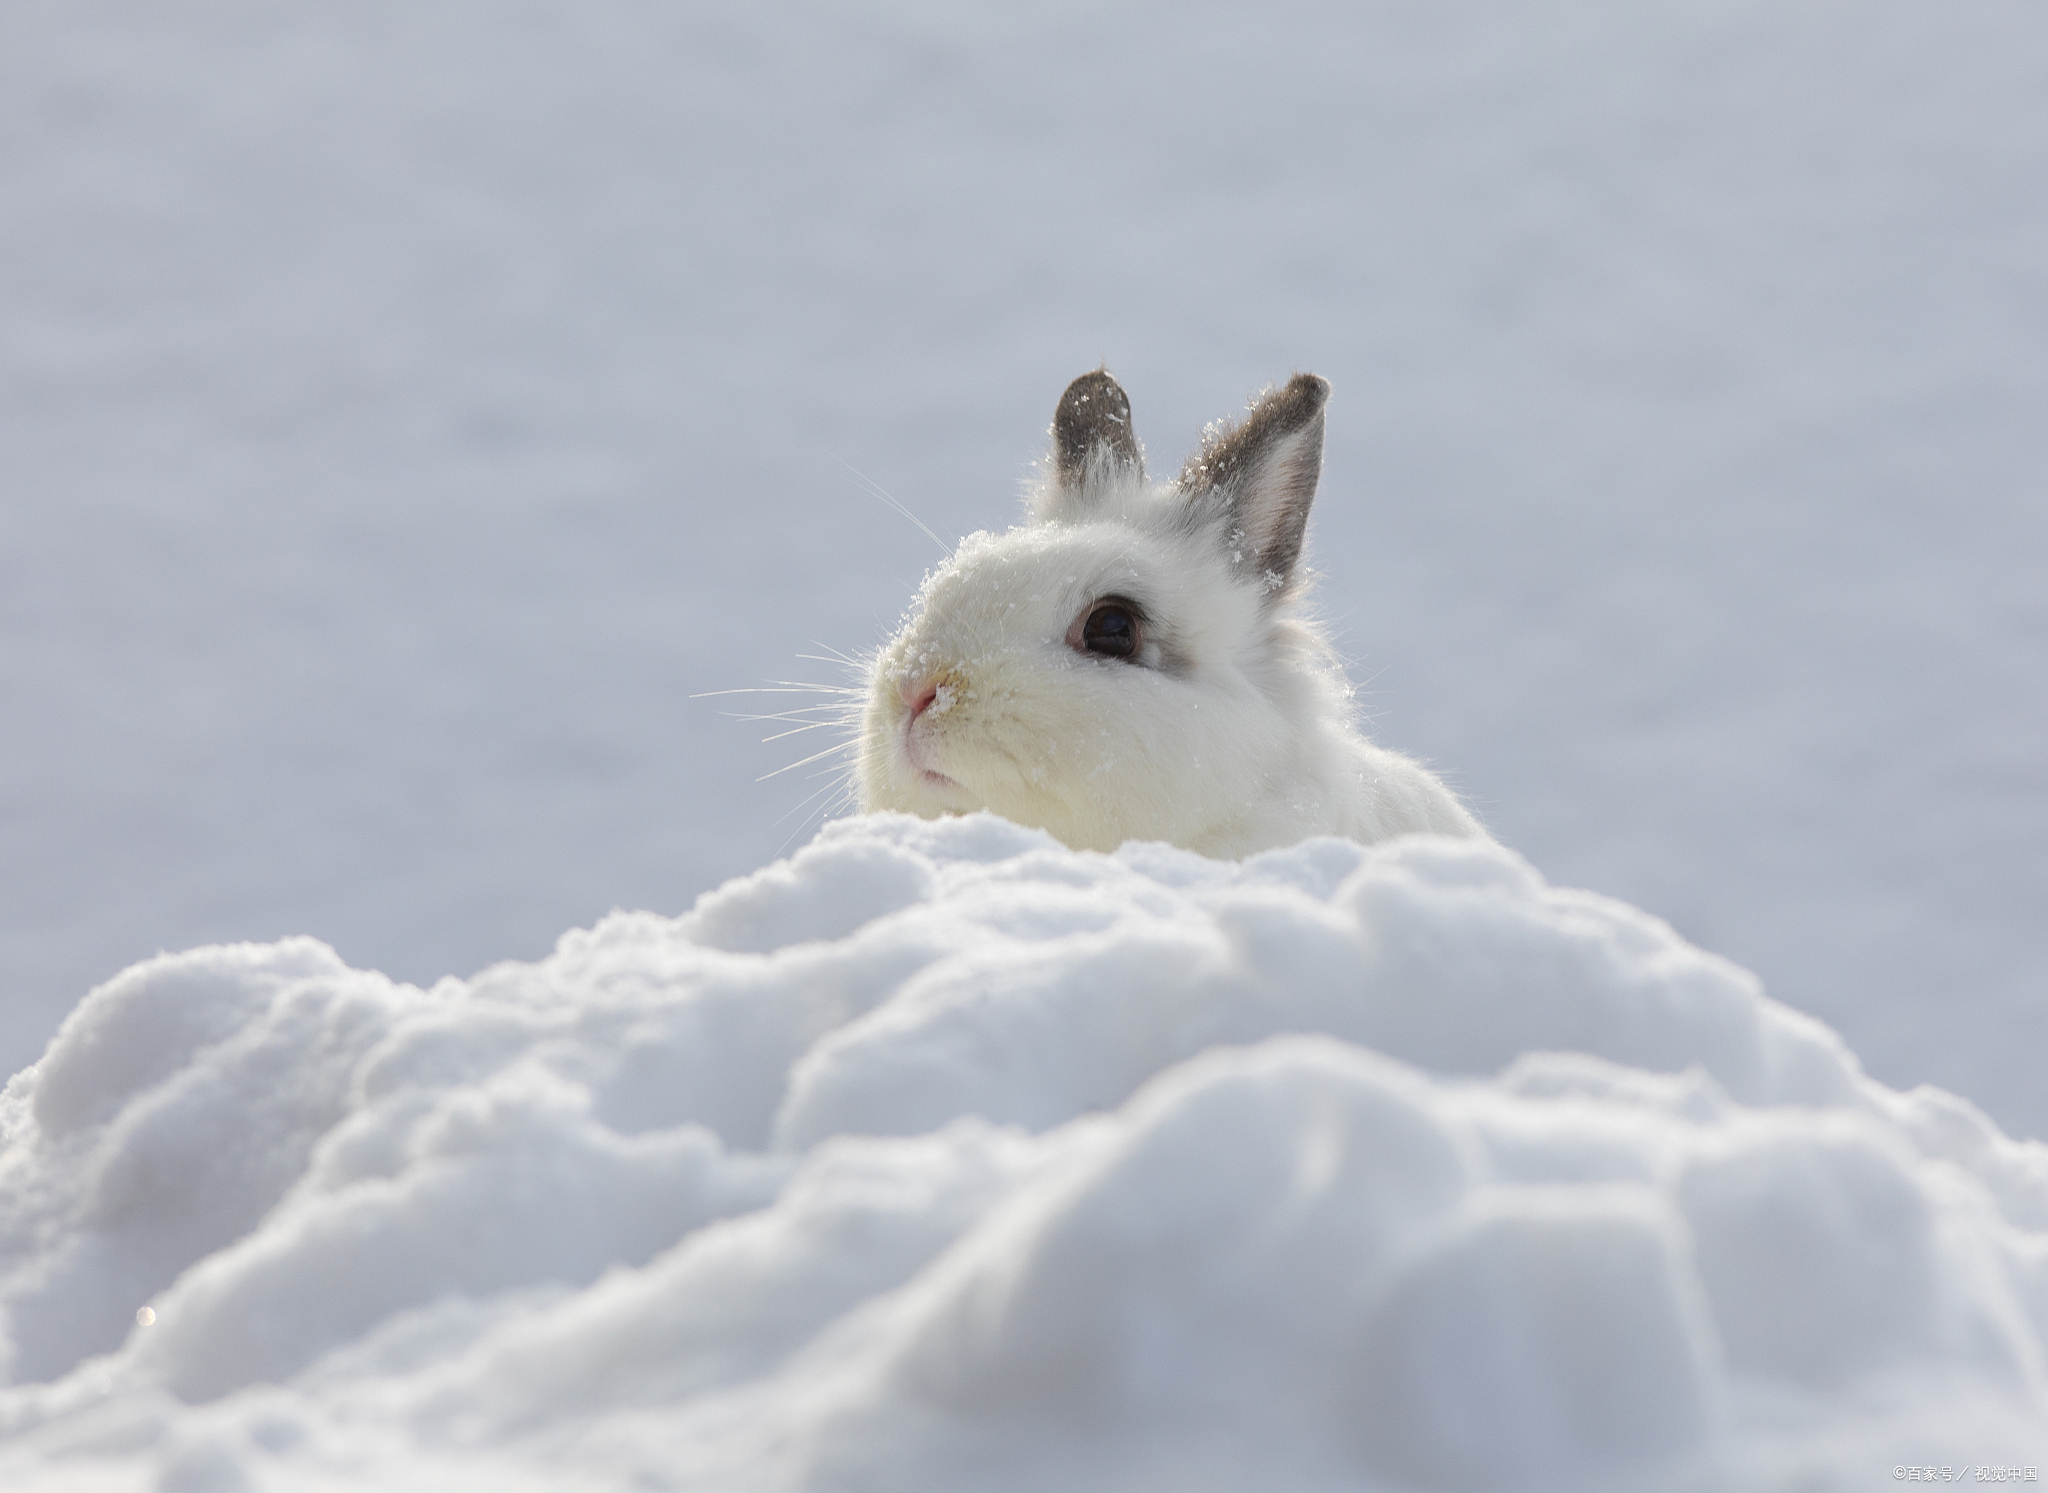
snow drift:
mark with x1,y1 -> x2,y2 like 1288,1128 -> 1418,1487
2,815 -> 2043,1490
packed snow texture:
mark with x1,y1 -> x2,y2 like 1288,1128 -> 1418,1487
1,817 -> 2043,1490
5,1 -> 2047,1141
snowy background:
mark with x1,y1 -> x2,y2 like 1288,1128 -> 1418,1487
4,0 -> 2045,1137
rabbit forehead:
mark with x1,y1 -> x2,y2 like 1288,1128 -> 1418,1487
917,522 -> 1192,625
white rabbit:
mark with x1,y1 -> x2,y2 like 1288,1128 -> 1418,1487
855,369 -> 1486,856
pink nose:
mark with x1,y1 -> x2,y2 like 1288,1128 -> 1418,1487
900,677 -> 939,719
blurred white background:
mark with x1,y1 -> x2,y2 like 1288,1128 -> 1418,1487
4,0 -> 2044,1133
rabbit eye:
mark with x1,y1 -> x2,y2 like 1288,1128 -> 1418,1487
1079,599 -> 1142,661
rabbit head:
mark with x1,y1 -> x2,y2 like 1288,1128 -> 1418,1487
855,370 -> 1482,856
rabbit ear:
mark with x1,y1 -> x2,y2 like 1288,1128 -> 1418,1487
1038,369 -> 1145,521
1178,374 -> 1330,598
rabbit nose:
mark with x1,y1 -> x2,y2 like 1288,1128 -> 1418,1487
901,677 -> 939,719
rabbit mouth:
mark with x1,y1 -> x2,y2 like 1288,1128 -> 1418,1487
901,722 -> 960,792
908,749 -> 960,790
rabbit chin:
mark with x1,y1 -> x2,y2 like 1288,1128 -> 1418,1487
866,765 -> 1132,854
861,731 -> 1047,834
860,713 -> 1226,855
856,705 -> 1132,851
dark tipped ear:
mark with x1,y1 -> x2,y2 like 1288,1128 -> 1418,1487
1039,370 -> 1144,521
1054,370 -> 1142,483
1178,374 -> 1330,597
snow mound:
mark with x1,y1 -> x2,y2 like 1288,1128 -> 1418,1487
1,815 -> 2043,1490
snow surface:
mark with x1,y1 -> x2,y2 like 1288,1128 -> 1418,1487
3,815 -> 2044,1490
5,1 -> 2047,1143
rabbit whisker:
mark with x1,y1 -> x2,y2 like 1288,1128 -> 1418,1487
757,720 -> 848,744
798,643 -> 869,670
690,684 -> 857,699
769,768 -> 864,854
757,740 -> 861,783
831,453 -> 953,559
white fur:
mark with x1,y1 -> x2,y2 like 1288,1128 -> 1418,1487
855,381 -> 1486,857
